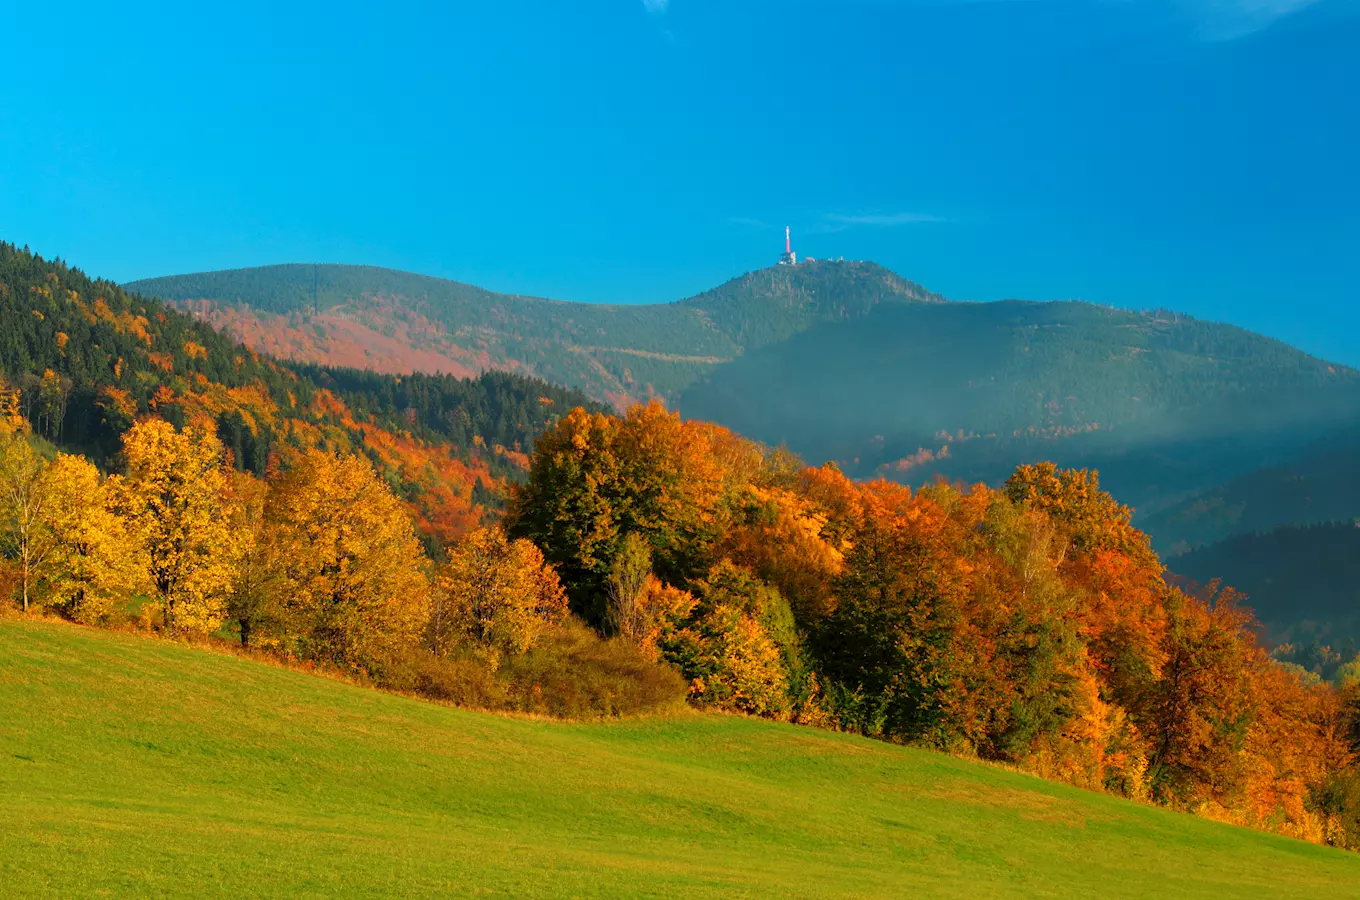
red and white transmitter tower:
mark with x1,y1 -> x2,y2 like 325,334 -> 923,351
779,225 -> 797,266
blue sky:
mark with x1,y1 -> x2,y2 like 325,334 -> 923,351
2,0 -> 1357,364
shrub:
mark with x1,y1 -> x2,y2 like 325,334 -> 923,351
383,619 -> 686,718
500,619 -> 687,718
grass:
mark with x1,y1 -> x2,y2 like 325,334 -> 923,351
2,618 -> 1359,898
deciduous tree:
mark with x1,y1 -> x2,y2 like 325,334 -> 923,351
36,453 -> 147,624
265,450 -> 430,670
433,526 -> 567,664
111,418 -> 241,633
0,429 -> 49,612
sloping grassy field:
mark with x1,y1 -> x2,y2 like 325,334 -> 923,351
2,619 -> 1358,898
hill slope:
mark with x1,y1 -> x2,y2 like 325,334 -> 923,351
1141,430 -> 1360,556
677,300 -> 1360,514
2,618 -> 1357,898
128,260 -> 942,407
134,260 -> 1360,519
1170,522 -> 1360,648
1,242 -> 601,543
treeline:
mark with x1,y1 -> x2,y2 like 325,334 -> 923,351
0,240 -> 591,468
0,384 -> 684,717
505,402 -> 1360,849
7,384 -> 1360,850
298,366 -> 604,456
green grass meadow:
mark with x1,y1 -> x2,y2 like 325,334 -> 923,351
2,618 -> 1358,898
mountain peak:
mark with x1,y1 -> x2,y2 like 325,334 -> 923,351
124,260 -> 947,408
690,258 -> 944,308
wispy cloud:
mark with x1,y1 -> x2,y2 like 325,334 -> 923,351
1180,0 -> 1324,40
824,212 -> 945,227
642,0 -> 669,13
885,0 -> 1336,40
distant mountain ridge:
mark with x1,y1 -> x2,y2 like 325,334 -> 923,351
129,258 -> 1360,540
128,260 -> 942,407
1170,521 -> 1360,648
676,299 -> 1360,501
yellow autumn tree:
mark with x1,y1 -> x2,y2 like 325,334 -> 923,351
0,378 -> 26,436
0,425 -> 51,612
433,526 -> 568,664
36,454 -> 148,624
111,418 -> 241,633
265,450 -> 430,670
223,469 -> 279,648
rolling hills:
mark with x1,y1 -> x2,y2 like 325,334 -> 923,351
123,255 -> 1360,642
4,617 -> 1358,898
676,298 -> 1360,515
0,242 -> 602,544
128,260 -> 943,407
128,260 -> 1360,514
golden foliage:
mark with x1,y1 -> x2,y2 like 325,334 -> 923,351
0,379 -> 28,438
35,454 -> 148,624
265,450 -> 430,669
112,418 -> 242,633
433,526 -> 567,663
0,431 -> 47,610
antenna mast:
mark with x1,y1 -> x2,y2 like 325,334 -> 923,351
779,226 -> 797,266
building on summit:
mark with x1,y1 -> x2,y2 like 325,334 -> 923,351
779,226 -> 797,266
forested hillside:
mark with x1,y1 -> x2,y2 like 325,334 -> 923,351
1171,522 -> 1360,648
133,259 -> 1360,531
9,381 -> 1360,852
128,260 -> 941,406
11,240 -> 1360,854
678,299 -> 1360,514
1141,431 -> 1360,556
0,242 -> 599,543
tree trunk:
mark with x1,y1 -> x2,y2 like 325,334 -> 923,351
20,542 -> 29,612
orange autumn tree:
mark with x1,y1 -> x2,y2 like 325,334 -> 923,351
511,402 -> 816,718
718,478 -> 849,625
816,480 -> 1086,753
